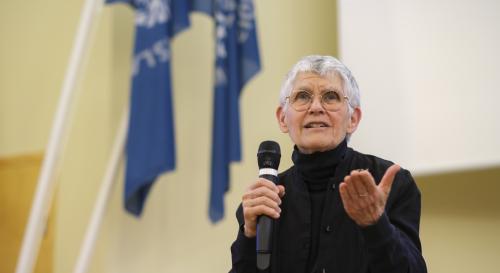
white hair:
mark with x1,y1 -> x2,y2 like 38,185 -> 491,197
279,55 -> 361,116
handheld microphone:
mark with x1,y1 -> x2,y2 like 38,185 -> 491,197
256,141 -> 281,271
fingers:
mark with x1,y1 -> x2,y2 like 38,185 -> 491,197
242,178 -> 284,238
244,196 -> 282,214
339,169 -> 385,227
339,182 -> 354,207
247,178 -> 280,194
340,180 -> 372,226
379,164 -> 400,195
342,175 -> 359,205
342,173 -> 373,213
350,171 -> 372,197
243,179 -> 282,204
277,185 -> 286,198
344,170 -> 376,199
356,171 -> 377,195
242,178 -> 285,236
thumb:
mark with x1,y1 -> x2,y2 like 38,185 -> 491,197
379,164 -> 401,195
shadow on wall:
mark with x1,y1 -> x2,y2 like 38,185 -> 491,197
416,166 -> 500,218
416,166 -> 500,273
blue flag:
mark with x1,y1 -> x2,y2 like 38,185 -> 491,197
107,0 -> 190,216
190,0 -> 261,223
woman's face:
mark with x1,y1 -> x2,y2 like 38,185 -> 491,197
276,72 -> 361,154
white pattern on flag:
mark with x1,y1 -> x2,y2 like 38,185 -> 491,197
135,0 -> 171,28
132,37 -> 170,76
237,0 -> 255,42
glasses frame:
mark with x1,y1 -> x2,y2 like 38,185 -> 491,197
285,89 -> 350,112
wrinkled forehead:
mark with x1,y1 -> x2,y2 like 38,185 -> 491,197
292,71 -> 345,91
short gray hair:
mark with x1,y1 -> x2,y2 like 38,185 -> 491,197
279,55 -> 361,115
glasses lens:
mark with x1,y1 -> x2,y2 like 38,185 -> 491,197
290,90 -> 312,111
321,90 -> 343,111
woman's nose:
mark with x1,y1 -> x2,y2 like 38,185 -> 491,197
308,95 -> 325,112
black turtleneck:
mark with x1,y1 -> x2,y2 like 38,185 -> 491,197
292,139 -> 347,272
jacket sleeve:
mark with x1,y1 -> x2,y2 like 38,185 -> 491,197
361,169 -> 427,273
229,205 -> 257,273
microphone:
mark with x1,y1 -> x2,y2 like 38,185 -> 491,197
256,141 -> 281,271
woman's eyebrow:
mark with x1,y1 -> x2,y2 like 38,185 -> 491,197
294,86 -> 312,91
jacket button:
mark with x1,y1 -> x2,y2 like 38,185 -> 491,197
325,225 -> 332,232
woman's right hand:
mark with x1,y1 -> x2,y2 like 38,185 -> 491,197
242,178 -> 286,238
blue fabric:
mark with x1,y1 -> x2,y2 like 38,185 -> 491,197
107,0 -> 190,216
191,0 -> 261,223
107,0 -> 261,221
187,0 -> 212,14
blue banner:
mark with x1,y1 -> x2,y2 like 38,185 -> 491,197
107,0 -> 190,216
191,0 -> 261,223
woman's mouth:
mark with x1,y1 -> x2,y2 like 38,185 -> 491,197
304,122 -> 329,128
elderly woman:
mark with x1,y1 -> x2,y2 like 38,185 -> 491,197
230,55 -> 427,273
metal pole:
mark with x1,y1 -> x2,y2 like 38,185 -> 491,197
73,110 -> 128,273
15,0 -> 104,272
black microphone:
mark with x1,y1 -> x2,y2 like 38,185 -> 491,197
256,141 -> 281,271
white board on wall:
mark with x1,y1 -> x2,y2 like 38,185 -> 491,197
338,0 -> 500,174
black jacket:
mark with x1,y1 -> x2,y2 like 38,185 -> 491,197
230,147 -> 427,273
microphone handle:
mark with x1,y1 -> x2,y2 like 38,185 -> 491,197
256,173 -> 278,270
259,173 -> 278,184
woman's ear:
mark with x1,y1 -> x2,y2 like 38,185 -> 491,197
347,107 -> 362,134
276,106 -> 289,133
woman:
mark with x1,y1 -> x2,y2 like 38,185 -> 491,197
230,55 -> 427,273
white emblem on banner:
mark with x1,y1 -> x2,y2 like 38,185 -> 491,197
132,38 -> 170,76
135,0 -> 171,28
213,0 -> 257,86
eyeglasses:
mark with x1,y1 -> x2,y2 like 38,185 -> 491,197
286,89 -> 349,112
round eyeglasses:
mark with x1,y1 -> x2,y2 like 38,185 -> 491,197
286,90 -> 349,112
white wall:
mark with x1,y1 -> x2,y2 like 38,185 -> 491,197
338,0 -> 500,174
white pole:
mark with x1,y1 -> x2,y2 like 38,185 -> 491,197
15,0 -> 104,272
73,109 -> 128,273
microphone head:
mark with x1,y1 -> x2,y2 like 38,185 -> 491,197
257,141 -> 281,170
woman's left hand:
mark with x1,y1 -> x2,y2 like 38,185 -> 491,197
339,164 -> 400,227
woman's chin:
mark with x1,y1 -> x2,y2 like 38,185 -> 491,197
298,142 -> 337,154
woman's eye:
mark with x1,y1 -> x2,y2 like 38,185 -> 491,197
295,91 -> 311,101
323,91 -> 340,102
